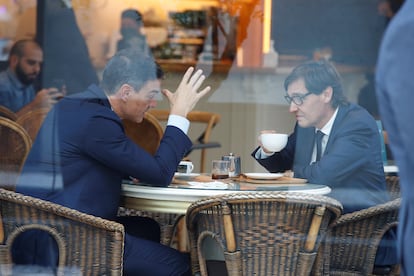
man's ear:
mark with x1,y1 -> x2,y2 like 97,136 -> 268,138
119,84 -> 132,102
9,55 -> 18,68
322,86 -> 333,103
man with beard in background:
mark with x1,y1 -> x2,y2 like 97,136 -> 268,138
0,39 -> 64,115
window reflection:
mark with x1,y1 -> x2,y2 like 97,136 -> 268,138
0,0 -> 391,173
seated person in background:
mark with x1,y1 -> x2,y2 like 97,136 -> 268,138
107,9 -> 151,59
0,39 -> 65,115
15,48 -> 210,275
252,60 -> 396,266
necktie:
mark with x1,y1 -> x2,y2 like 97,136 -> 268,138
315,130 -> 324,161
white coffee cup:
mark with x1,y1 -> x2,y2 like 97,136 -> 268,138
177,161 -> 194,174
260,133 -> 288,152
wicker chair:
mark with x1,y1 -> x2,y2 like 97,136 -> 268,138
123,112 -> 163,155
0,188 -> 124,275
313,197 -> 401,276
186,192 -> 343,276
0,106 -> 17,121
0,117 -> 32,191
385,175 -> 400,200
16,108 -> 50,142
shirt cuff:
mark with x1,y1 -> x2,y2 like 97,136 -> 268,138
167,114 -> 190,134
255,148 -> 275,159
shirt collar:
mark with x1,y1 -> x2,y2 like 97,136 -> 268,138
317,107 -> 339,136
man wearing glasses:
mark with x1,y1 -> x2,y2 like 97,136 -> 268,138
252,60 -> 396,267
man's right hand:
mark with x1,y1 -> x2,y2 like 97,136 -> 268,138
33,88 -> 65,109
162,67 -> 211,118
258,130 -> 277,154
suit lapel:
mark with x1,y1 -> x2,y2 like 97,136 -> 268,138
295,126 -> 316,165
324,104 -> 350,155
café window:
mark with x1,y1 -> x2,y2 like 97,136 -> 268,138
0,0 -> 389,69
0,0 -> 392,172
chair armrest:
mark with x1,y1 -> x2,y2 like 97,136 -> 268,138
185,142 -> 221,156
191,142 -> 221,150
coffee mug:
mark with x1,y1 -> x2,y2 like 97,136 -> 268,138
260,133 -> 288,152
177,161 -> 194,174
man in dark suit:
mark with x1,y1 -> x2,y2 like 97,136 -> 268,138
252,60 -> 396,266
376,0 -> 414,274
15,48 -> 211,275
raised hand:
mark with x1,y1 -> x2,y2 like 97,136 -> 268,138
162,67 -> 211,118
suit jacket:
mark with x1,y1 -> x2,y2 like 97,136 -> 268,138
253,103 -> 389,214
17,84 -> 192,220
376,0 -> 414,273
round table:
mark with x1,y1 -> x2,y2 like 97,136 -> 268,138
120,180 -> 331,251
121,181 -> 331,214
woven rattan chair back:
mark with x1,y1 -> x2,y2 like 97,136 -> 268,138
186,192 -> 343,276
385,175 -> 400,200
123,112 -> 163,155
0,188 -> 124,275
0,117 -> 32,191
313,197 -> 401,276
16,108 -> 50,142
0,106 -> 17,121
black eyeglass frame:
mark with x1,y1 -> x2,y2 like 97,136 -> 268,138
284,92 -> 313,105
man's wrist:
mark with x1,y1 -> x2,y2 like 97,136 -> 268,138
167,114 -> 190,134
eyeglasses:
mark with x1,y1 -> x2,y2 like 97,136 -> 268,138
284,92 -> 313,106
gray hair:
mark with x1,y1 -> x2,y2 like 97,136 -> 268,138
100,48 -> 163,95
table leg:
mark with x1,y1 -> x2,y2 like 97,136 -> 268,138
176,216 -> 189,252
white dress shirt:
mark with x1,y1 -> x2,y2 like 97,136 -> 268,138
167,114 -> 190,134
310,108 -> 338,163
256,108 -> 339,162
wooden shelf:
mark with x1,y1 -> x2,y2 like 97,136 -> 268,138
169,37 -> 204,45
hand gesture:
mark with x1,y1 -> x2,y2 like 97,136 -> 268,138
162,67 -> 211,117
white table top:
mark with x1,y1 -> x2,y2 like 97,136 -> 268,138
121,181 -> 331,214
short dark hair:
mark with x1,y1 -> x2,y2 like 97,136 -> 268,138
284,60 -> 348,108
121,9 -> 142,22
100,48 -> 164,95
8,39 -> 41,63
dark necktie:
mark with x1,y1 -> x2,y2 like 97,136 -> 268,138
315,130 -> 325,161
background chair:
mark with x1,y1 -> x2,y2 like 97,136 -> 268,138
0,105 -> 17,121
16,108 -> 50,142
149,109 -> 221,173
186,192 -> 343,276
313,197 -> 401,276
0,117 -> 32,191
123,112 -> 163,155
385,175 -> 400,200
0,188 -> 124,275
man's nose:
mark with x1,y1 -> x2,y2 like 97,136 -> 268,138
289,102 -> 298,112
33,63 -> 41,73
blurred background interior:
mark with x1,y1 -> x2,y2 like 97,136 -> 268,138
0,0 -> 398,173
